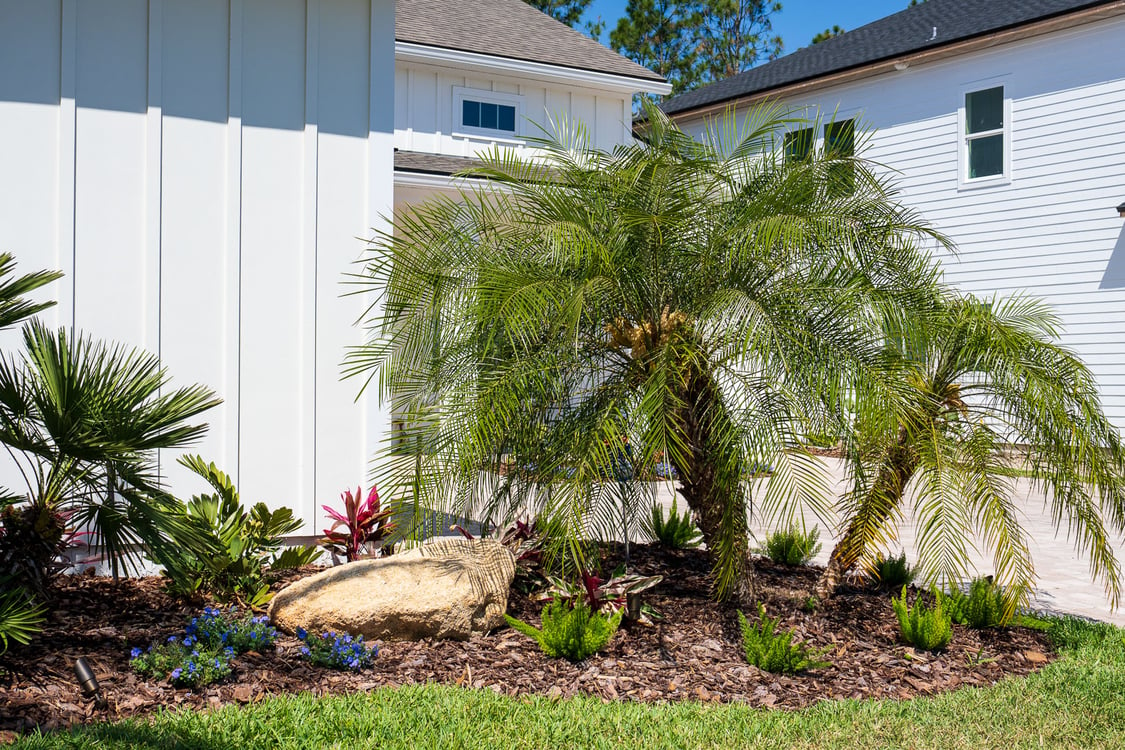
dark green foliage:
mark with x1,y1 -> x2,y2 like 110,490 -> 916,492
736,605 -> 830,674
130,639 -> 234,689
946,577 -> 1011,628
892,586 -> 952,651
644,499 -> 702,549
0,582 -> 46,654
505,600 -> 623,661
610,0 -> 782,95
810,25 -> 844,44
0,494 -> 72,596
0,320 -> 220,579
871,553 -> 915,589
523,0 -> 592,27
0,252 -> 62,332
759,526 -> 822,566
185,607 -> 279,654
162,456 -> 320,606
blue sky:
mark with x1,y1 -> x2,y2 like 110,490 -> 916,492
584,0 -> 909,55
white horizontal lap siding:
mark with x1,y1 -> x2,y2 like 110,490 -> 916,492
393,60 -> 633,159
691,13 -> 1125,428
0,0 -> 395,529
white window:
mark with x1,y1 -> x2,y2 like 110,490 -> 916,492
959,84 -> 1011,188
453,87 -> 524,140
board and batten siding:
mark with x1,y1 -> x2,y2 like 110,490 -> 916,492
394,60 -> 633,157
0,0 -> 396,532
681,13 -> 1125,427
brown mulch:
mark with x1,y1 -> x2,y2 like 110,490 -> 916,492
0,545 -> 1053,737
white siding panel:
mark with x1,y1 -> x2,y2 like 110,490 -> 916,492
72,0 -> 152,350
239,0 -> 312,516
158,0 -> 236,486
0,1 -> 64,333
314,0 -> 373,527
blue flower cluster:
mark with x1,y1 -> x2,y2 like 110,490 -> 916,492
295,627 -> 377,671
184,606 -> 278,654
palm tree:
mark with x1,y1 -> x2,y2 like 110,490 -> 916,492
346,105 -> 946,603
814,294 -> 1125,609
0,320 -> 221,579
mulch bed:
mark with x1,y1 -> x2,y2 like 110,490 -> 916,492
0,545 -> 1053,739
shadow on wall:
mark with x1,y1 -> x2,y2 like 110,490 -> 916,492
0,0 -> 386,138
1099,225 -> 1125,289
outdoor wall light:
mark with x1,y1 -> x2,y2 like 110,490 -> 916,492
74,657 -> 107,708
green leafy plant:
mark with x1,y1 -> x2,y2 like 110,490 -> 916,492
130,637 -> 234,689
162,456 -> 320,606
892,586 -> 952,651
540,568 -> 662,617
945,577 -> 1011,629
295,627 -> 377,671
871,553 -> 915,589
319,485 -> 396,562
644,499 -> 702,549
0,582 -> 46,654
737,605 -> 830,674
505,599 -> 623,661
758,525 -> 822,566
0,320 -> 220,579
348,102 -> 951,605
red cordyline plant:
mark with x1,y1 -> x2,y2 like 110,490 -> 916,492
319,486 -> 396,562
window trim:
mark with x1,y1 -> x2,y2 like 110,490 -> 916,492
957,80 -> 1012,190
452,86 -> 525,141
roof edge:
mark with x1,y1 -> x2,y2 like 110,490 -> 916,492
395,40 -> 670,94
666,0 -> 1125,119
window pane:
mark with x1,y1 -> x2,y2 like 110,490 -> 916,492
784,127 -> 813,162
498,104 -> 516,132
824,119 -> 854,157
481,102 -> 498,130
968,133 -> 1004,178
462,100 -> 480,128
966,87 -> 1003,133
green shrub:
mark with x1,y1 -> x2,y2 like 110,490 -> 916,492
892,586 -> 952,651
505,600 -> 623,661
871,553 -> 915,589
737,605 -> 830,674
945,577 -> 1011,628
758,525 -> 822,566
644,498 -> 702,549
161,456 -> 320,606
130,638 -> 234,689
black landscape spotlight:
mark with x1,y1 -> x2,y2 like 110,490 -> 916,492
74,657 -> 106,708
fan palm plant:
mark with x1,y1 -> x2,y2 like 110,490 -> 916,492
0,320 -> 221,579
346,104 -> 947,603
814,294 -> 1125,611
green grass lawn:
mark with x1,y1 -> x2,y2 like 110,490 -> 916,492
14,618 -> 1125,750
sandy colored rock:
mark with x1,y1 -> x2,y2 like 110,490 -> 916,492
268,538 -> 516,641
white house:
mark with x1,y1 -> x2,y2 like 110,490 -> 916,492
0,0 -> 667,533
663,0 -> 1125,426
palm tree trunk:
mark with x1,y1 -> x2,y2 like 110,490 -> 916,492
814,428 -> 917,600
672,362 -> 756,606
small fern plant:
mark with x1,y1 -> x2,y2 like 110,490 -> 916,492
644,499 -> 702,549
758,525 -> 822,566
945,577 -> 1011,628
505,600 -> 623,661
737,605 -> 830,674
892,586 -> 952,651
871,553 -> 915,588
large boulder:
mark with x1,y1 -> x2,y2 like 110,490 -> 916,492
268,538 -> 516,641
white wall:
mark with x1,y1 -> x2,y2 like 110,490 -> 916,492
394,60 -> 634,156
0,0 -> 396,532
680,14 -> 1125,427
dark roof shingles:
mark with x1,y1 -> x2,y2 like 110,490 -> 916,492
394,151 -> 484,177
662,0 -> 1113,114
396,0 -> 664,83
